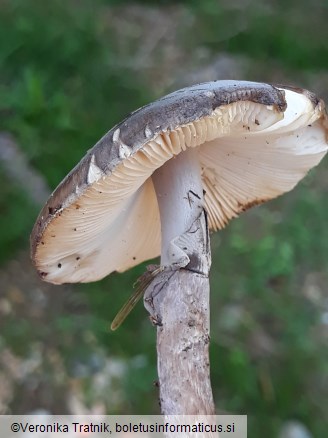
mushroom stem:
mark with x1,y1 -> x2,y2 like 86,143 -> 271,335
152,147 -> 204,266
150,148 -> 215,415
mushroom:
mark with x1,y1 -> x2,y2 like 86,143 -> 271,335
31,81 -> 328,414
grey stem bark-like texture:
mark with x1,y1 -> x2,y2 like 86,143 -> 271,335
158,269 -> 214,414
145,210 -> 215,417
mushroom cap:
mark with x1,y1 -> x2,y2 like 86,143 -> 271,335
31,81 -> 328,284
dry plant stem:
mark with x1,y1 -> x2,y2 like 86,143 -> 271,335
155,268 -> 214,415
151,148 -> 215,415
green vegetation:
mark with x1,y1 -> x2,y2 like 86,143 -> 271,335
0,0 -> 150,188
187,0 -> 328,71
1,1 -> 327,436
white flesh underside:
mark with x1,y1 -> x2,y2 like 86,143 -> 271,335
36,90 -> 328,283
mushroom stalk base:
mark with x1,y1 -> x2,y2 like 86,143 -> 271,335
149,149 -> 215,416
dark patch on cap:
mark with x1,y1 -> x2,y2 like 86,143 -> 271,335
48,205 -> 61,215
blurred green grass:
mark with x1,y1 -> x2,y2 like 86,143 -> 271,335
1,0 -> 327,436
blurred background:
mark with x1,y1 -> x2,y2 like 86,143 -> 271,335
0,0 -> 327,437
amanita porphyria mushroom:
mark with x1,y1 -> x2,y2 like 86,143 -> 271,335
31,81 -> 328,415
